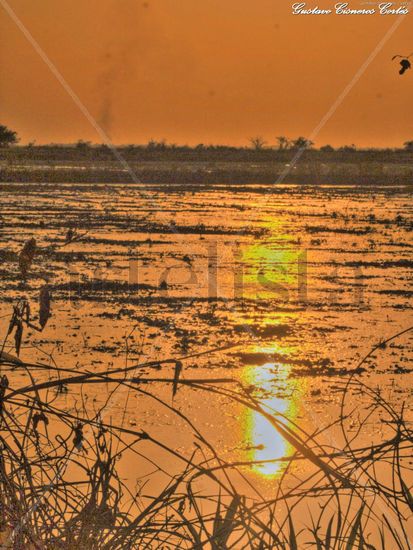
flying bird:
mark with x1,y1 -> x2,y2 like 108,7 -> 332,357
392,54 -> 413,75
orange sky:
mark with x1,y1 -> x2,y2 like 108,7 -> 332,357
0,0 -> 412,147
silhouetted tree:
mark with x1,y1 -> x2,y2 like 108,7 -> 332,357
338,144 -> 357,152
0,124 -> 19,147
75,140 -> 92,150
320,145 -> 335,152
403,140 -> 413,152
291,137 -> 314,151
276,136 -> 291,150
249,136 -> 267,150
146,139 -> 168,151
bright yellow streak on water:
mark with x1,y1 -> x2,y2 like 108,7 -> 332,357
243,361 -> 302,478
238,244 -> 304,301
237,227 -> 306,478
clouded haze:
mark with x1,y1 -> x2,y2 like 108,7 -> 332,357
0,0 -> 412,147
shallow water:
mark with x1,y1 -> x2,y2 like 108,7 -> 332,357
0,182 -> 412,488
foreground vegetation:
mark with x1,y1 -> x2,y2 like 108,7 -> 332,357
0,287 -> 412,548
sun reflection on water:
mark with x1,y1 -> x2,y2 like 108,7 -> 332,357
243,361 -> 302,478
236,230 -> 305,478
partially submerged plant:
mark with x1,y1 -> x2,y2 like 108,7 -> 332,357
1,289 -> 51,362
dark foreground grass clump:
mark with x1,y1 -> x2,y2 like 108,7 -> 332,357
0,300 -> 412,549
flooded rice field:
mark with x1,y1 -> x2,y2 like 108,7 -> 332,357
0,182 -> 412,487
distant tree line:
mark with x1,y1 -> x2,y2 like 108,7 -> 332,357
1,124 -> 413,152
72,136 -> 413,153
251,135 -> 413,153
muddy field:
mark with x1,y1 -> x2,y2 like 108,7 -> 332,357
0,181 -> 412,485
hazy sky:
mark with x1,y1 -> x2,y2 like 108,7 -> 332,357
0,0 -> 412,147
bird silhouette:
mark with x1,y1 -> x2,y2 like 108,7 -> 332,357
392,54 -> 413,75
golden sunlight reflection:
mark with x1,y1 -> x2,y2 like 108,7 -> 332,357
243,361 -> 303,478
239,243 -> 304,302
236,228 -> 305,477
